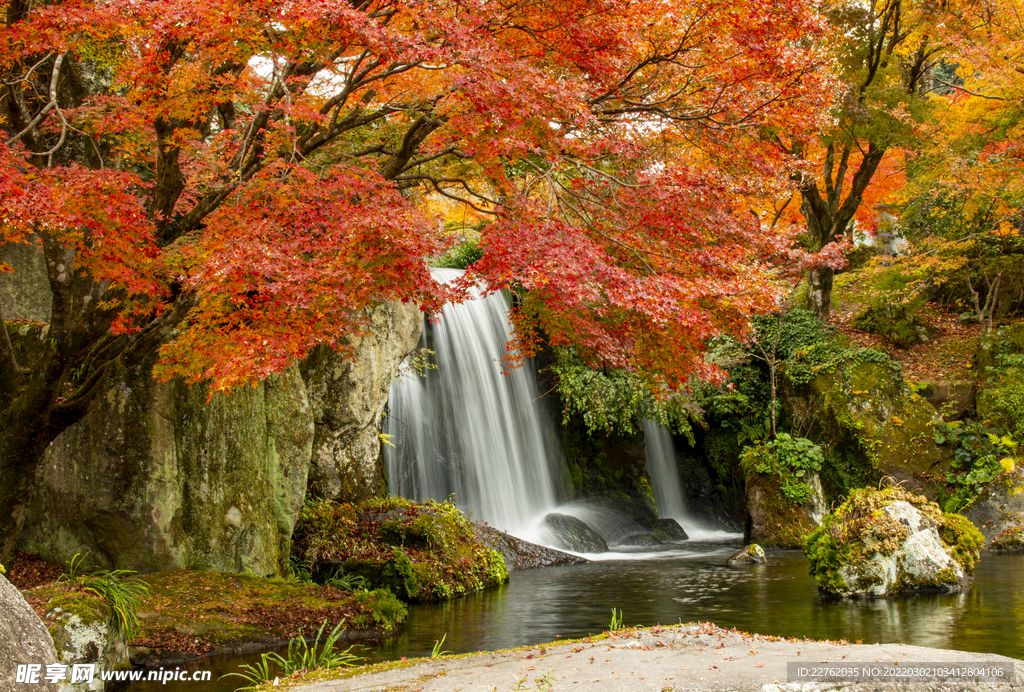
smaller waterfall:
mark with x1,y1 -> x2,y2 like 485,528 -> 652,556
642,420 -> 738,540
643,419 -> 689,520
383,268 -> 563,533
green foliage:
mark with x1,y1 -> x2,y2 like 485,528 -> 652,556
292,497 -> 509,602
431,633 -> 453,658
59,553 -> 150,640
978,353 -> 1024,444
429,239 -> 483,269
608,608 -> 624,632
223,619 -> 365,690
933,419 -> 1017,512
551,347 -> 697,439
939,513 -> 984,573
741,434 -> 823,507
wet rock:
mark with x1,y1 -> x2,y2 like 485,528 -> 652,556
1,572 -> 58,692
654,518 -> 688,542
615,532 -> 662,547
965,470 -> 1024,545
542,513 -> 609,553
727,544 -> 766,565
805,486 -> 984,597
474,525 -> 588,570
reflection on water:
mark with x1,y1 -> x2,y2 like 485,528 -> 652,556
131,545 -> 1024,691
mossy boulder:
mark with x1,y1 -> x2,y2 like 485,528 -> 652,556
292,497 -> 509,602
964,471 -> 1024,544
740,439 -> 828,548
804,486 -> 983,597
727,544 -> 766,565
990,526 -> 1024,552
784,361 -> 950,483
31,587 -> 130,688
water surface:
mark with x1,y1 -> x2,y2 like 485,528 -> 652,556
131,544 -> 1024,691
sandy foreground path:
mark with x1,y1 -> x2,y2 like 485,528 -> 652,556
289,624 -> 1022,692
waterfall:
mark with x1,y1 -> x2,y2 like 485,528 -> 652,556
642,420 -> 740,540
383,268 -> 562,532
642,419 -> 689,520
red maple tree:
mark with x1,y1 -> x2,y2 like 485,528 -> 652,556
0,0 -> 831,562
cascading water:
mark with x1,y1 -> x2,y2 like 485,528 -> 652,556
383,268 -> 563,532
642,420 -> 740,540
642,419 -> 689,519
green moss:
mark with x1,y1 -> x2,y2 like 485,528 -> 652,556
990,525 -> 1024,552
804,486 -> 982,596
126,569 -> 406,657
292,497 -> 509,603
939,513 -> 984,574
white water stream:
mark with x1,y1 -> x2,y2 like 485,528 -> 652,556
643,420 -> 740,540
382,268 -> 562,532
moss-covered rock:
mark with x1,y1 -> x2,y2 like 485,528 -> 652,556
740,439 -> 827,548
804,486 -> 983,597
964,470 -> 1024,544
990,526 -> 1024,552
293,497 -> 509,602
300,301 -> 422,502
14,300 -> 421,576
852,302 -> 937,347
784,361 -> 949,484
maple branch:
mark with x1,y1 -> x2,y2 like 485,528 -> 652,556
934,78 -> 1005,100
394,174 -> 497,213
4,52 -> 64,148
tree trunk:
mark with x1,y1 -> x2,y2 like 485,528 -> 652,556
807,267 -> 835,323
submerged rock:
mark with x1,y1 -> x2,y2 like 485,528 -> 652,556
615,532 -> 662,547
542,513 -> 609,553
1,572 -> 58,692
805,486 -> 984,597
653,518 -> 688,542
727,544 -> 766,565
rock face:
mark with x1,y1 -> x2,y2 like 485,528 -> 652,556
0,239 -> 51,322
300,301 -> 422,501
965,471 -> 1024,545
744,471 -> 827,548
805,487 -> 984,598
1,572 -> 59,692
14,301 -> 420,574
782,362 -> 950,483
543,513 -> 609,553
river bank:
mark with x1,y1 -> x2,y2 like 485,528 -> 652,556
263,623 -> 1024,691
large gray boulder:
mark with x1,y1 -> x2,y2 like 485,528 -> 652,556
300,300 -> 422,501
805,487 -> 983,598
1,572 -> 59,692
15,301 -> 420,574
